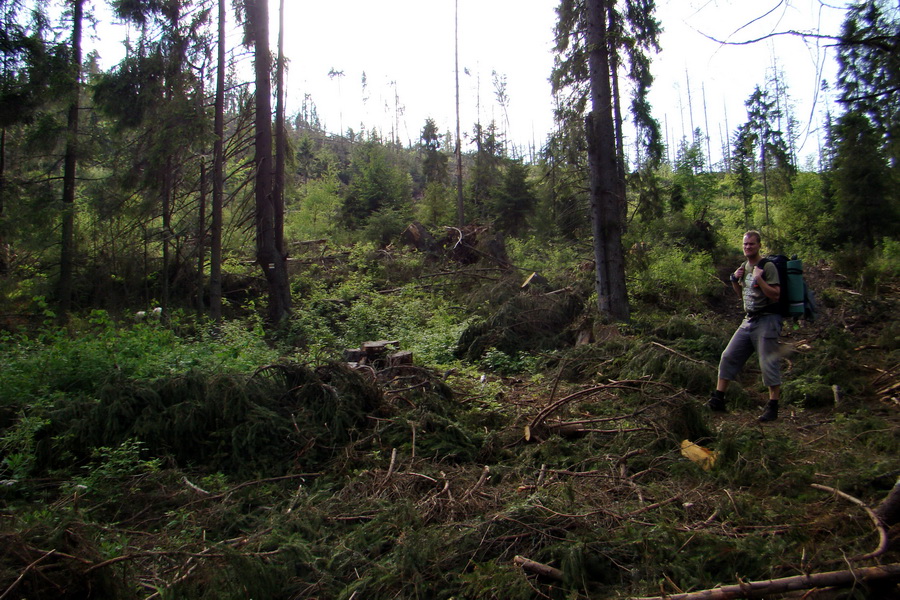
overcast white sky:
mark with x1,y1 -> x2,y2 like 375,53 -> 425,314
91,0 -> 851,166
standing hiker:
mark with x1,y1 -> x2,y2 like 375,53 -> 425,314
707,230 -> 782,422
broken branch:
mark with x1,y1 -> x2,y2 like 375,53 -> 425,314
633,563 -> 900,600
811,483 -> 890,561
513,555 -> 564,581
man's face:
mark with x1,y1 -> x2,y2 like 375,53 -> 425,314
742,234 -> 761,258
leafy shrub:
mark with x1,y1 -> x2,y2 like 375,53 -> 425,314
630,245 -> 718,306
73,439 -> 161,499
362,207 -> 410,246
505,236 -> 587,288
479,347 -> 540,376
285,176 -> 344,241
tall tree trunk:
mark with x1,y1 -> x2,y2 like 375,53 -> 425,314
610,57 -> 627,221
0,128 -> 7,276
196,160 -> 207,315
209,0 -> 226,321
249,0 -> 290,324
454,0 -> 464,228
586,0 -> 629,323
606,2 -> 627,216
57,0 -> 84,317
761,139 -> 770,225
161,155 -> 172,317
274,0 -> 286,257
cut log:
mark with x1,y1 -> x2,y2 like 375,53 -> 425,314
388,351 -> 413,367
343,348 -> 366,363
361,340 -> 400,353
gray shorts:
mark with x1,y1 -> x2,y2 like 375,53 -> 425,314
718,313 -> 783,387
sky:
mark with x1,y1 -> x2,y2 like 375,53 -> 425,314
89,0 -> 851,167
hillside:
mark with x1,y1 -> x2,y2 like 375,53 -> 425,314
1,238 -> 898,599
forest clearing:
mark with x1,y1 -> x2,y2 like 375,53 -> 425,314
1,0 -> 898,597
1,230 -> 898,599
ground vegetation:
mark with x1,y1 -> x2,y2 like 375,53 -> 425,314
1,228 -> 898,598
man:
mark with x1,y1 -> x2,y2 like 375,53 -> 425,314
708,230 -> 782,422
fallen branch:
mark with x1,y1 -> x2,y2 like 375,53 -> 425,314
632,563 -> 900,599
625,493 -> 683,518
526,380 -> 674,442
528,380 -> 644,433
0,550 -> 55,600
513,555 -> 564,581
650,341 -> 714,367
185,473 -> 321,506
876,477 -> 900,527
462,465 -> 490,501
811,483 -> 890,561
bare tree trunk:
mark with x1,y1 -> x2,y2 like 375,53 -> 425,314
196,160 -> 207,315
586,0 -> 629,323
249,0 -> 290,324
606,3 -> 626,216
0,128 -> 7,276
454,0 -> 465,228
57,0 -> 84,317
161,155 -> 172,317
274,0 -> 286,256
209,0 -> 226,321
761,139 -> 770,225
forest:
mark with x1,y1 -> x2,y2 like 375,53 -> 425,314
1,0 -> 898,598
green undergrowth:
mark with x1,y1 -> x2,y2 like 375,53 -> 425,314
1,247 -> 898,599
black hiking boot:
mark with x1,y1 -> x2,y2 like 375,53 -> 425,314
758,400 -> 779,422
706,391 -> 727,412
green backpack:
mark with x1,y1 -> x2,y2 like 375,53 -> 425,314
757,254 -> 817,321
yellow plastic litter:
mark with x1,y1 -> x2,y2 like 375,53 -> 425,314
680,440 -> 718,471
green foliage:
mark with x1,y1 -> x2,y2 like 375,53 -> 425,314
782,375 -> 837,408
342,141 -> 412,229
479,347 -> 540,376
0,312 -> 279,409
491,159 -> 537,237
712,423 -> 815,488
673,131 -> 719,220
73,439 -> 161,499
837,0 -> 900,164
505,236 -> 587,289
629,244 -> 718,307
771,171 -> 836,254
285,174 -> 344,241
415,182 -> 455,228
455,290 -> 582,362
458,561 -> 533,599
1,412 -> 49,479
361,207 -> 409,246
420,117 -> 449,185
831,111 -> 898,247
36,362 -> 383,477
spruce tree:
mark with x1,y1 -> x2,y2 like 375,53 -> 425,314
832,110 -> 897,247
837,0 -> 899,166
